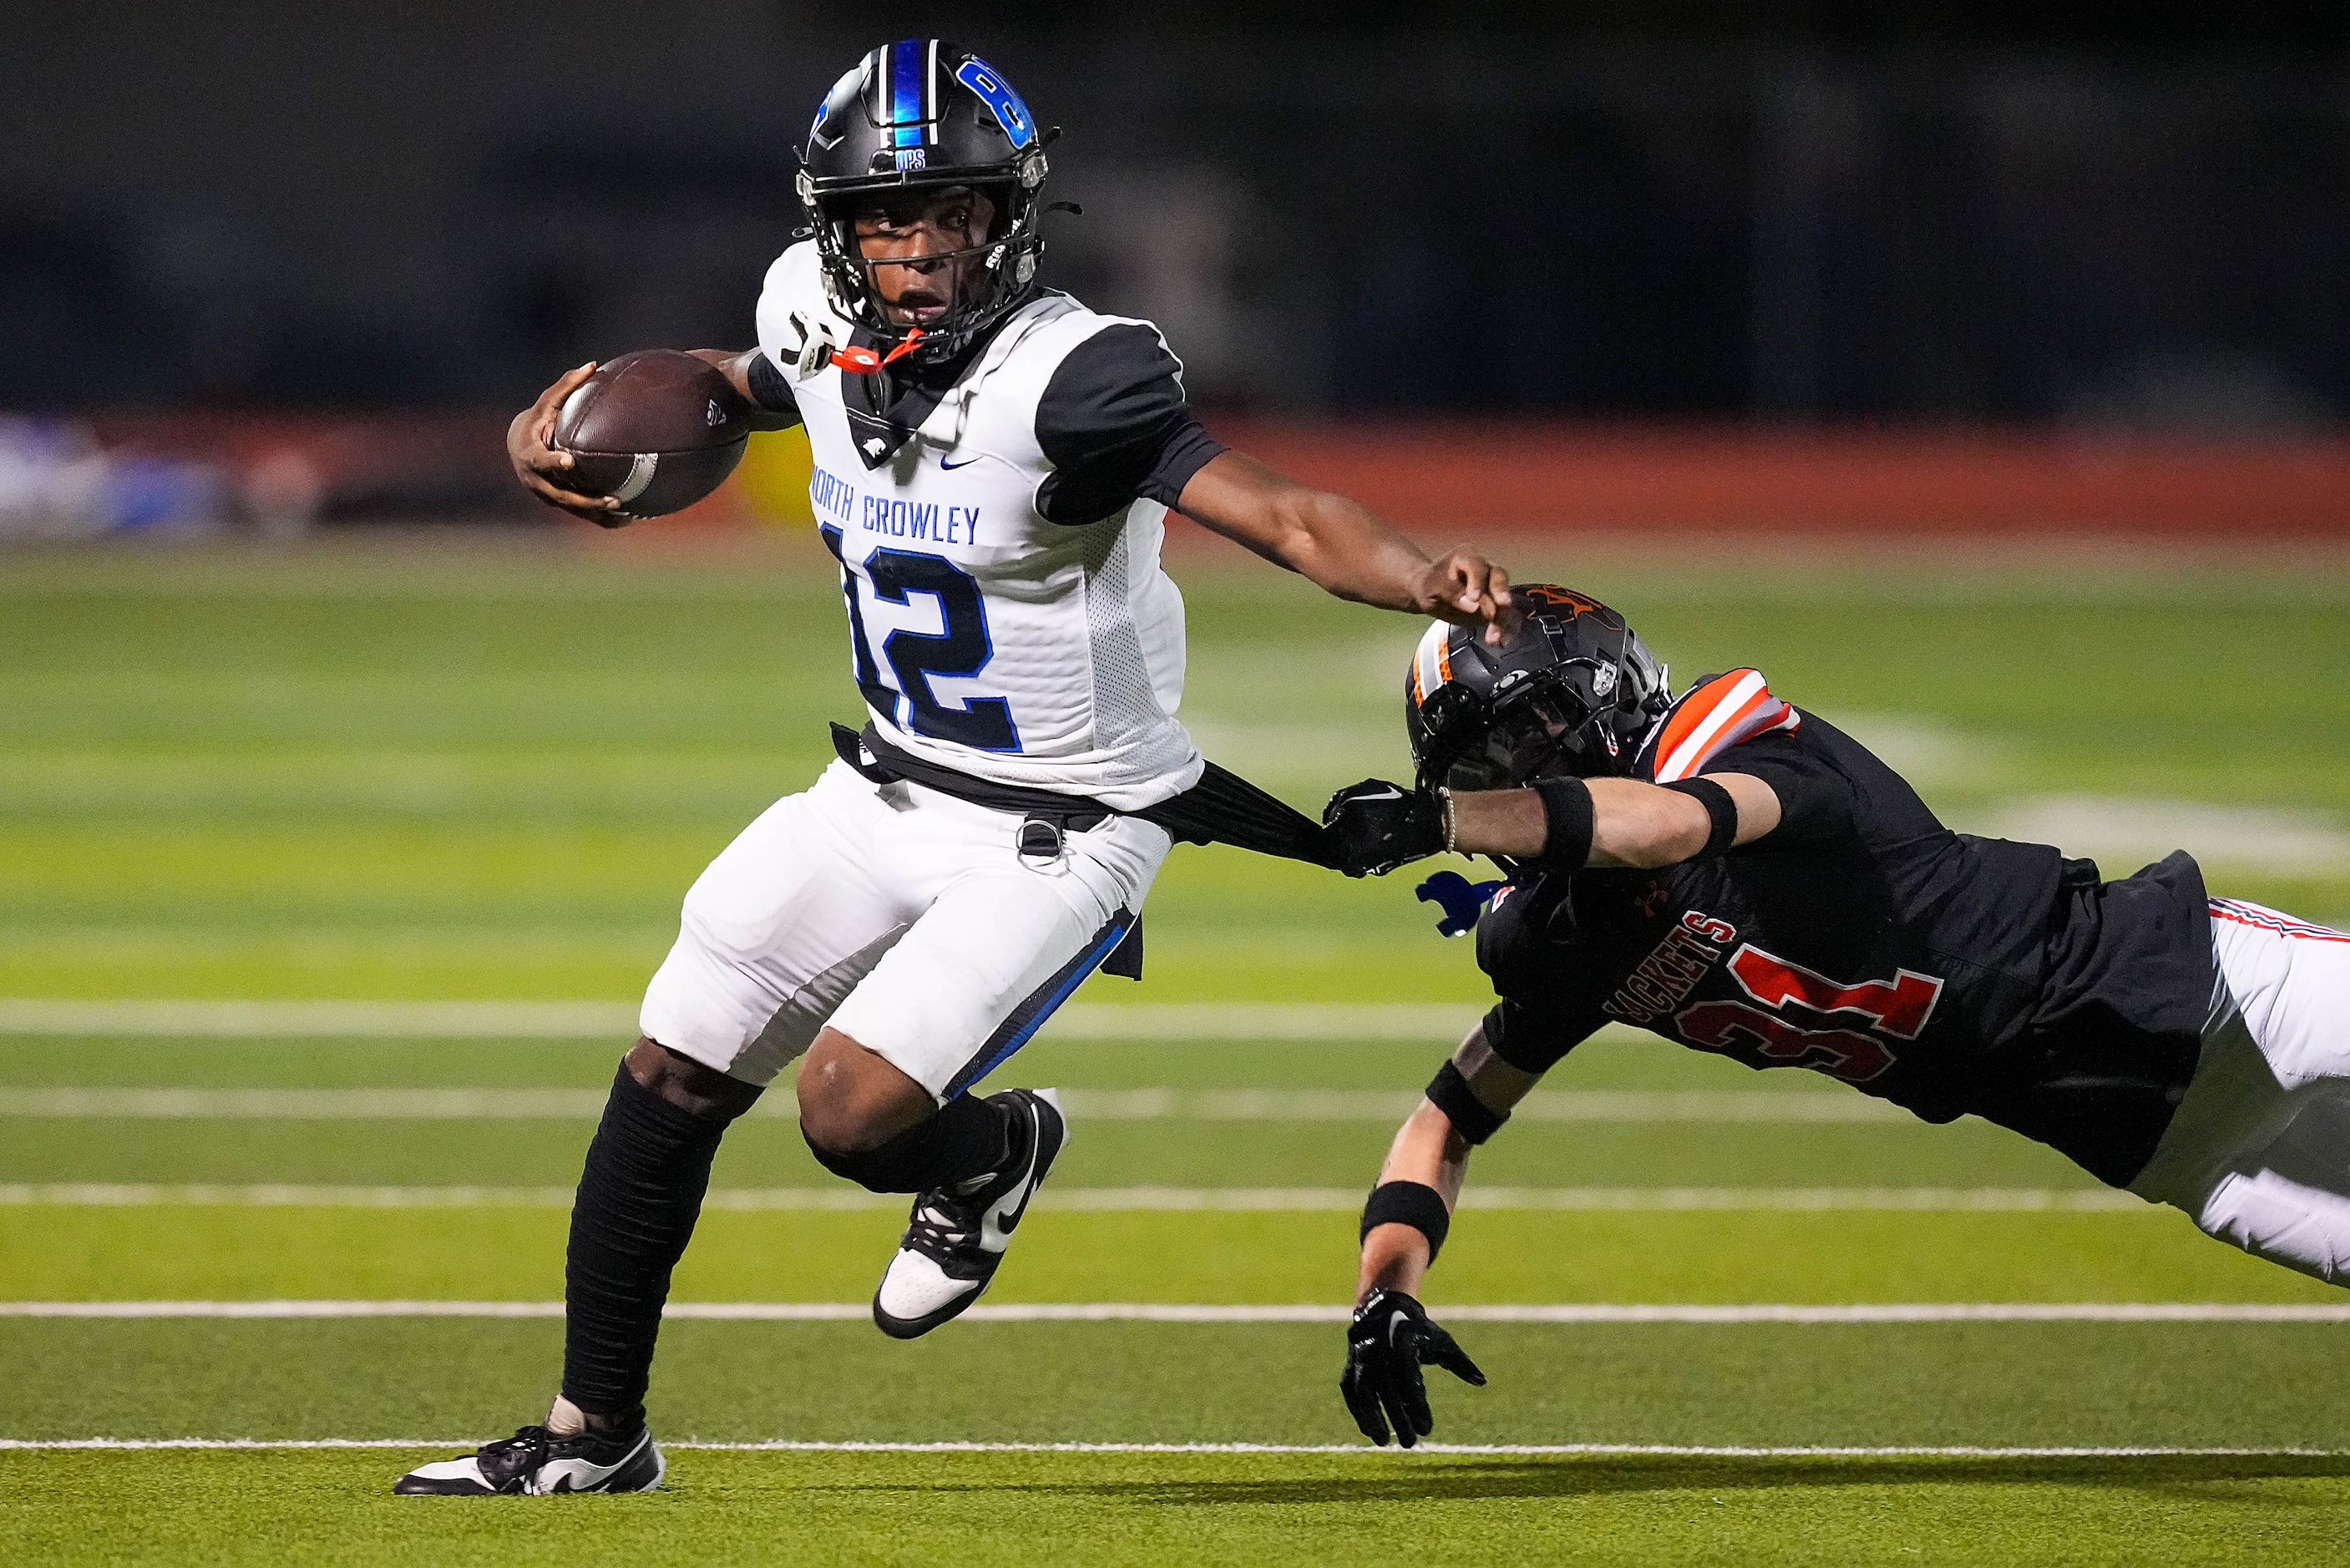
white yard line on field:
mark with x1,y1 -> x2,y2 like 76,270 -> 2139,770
0,1085 -> 1897,1123
0,999 -> 1483,1041
1,1438 -> 2342,1457
0,1000 -> 642,1039
1974,797 -> 2350,879
0,1183 -> 2144,1211
3,1301 -> 2338,1323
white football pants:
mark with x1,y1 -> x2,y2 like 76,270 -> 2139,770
640,760 -> 1169,1102
2130,898 -> 2350,1286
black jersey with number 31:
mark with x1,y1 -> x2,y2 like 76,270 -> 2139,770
1475,672 -> 2216,1187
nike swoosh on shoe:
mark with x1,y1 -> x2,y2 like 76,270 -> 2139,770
981,1090 -> 1062,1249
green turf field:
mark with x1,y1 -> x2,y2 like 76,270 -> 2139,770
3,537 -> 2349,1564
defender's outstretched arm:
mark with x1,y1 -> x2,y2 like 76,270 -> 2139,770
1341,1024 -> 1537,1448
1448,773 -> 1784,868
1324,771 -> 1788,879
1177,451 -> 1515,640
1355,1024 -> 1540,1301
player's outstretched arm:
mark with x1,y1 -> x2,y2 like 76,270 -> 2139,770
1322,771 -> 1785,878
1176,450 -> 1516,643
1342,1026 -> 1534,1447
1452,774 -> 1783,868
1356,1025 -> 1539,1298
506,350 -> 796,522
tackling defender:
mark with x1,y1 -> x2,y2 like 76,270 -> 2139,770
396,41 -> 1512,1495
1321,585 -> 2350,1447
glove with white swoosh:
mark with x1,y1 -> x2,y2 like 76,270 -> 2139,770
1321,779 -> 1445,878
1340,1288 -> 1486,1448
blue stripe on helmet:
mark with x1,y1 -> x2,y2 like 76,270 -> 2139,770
891,39 -> 926,147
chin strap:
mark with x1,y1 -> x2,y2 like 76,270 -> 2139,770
830,326 -> 927,375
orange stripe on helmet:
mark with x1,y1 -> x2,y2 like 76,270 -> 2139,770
1411,620 -> 1451,708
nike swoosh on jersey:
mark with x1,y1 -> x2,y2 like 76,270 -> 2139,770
939,456 -> 981,470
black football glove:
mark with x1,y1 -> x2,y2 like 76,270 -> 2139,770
1340,1287 -> 1486,1449
1321,779 -> 1444,878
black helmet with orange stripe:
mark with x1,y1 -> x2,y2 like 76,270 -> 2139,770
1404,585 -> 1671,790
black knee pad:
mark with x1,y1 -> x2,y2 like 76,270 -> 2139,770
803,1124 -> 884,1187
803,1093 -> 1005,1194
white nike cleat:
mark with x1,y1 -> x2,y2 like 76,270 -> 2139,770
393,1423 -> 666,1496
872,1086 -> 1067,1339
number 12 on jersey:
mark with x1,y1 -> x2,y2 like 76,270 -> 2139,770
821,527 -> 1021,752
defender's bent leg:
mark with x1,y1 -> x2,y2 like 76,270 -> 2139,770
559,1037 -> 761,1430
2192,1152 -> 2350,1285
2131,898 -> 2350,1287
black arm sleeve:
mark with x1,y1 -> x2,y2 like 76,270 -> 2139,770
1481,995 -> 1606,1075
1033,323 -> 1227,525
745,352 -> 805,427
1699,728 -> 1856,847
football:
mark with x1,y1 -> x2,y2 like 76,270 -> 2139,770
551,350 -> 752,523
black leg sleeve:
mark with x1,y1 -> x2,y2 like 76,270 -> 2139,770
804,1091 -> 1010,1194
560,1062 -> 730,1420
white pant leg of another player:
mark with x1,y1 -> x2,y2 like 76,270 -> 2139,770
2130,900 -> 2350,1286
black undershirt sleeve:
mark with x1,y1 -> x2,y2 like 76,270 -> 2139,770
745,352 -> 806,427
1481,994 -> 1606,1076
1033,323 -> 1227,525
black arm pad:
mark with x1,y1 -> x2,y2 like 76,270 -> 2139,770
1426,1058 -> 1510,1145
1660,776 -> 1738,858
1360,1179 -> 1452,1263
1530,776 -> 1595,868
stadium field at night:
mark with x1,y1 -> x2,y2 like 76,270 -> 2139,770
4,536 -> 2348,1564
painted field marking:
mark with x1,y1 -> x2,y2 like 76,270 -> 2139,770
0,1085 -> 1897,1124
4,1301 -> 2340,1323
0,1184 -> 2145,1212
0,1000 -> 1483,1041
1979,796 -> 2350,879
2,1439 -> 2342,1458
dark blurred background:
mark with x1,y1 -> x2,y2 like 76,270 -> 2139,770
6,1 -> 2346,427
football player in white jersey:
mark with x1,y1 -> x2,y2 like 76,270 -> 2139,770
397,40 -> 1515,1496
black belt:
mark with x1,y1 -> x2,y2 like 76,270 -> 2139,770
830,722 -> 1340,869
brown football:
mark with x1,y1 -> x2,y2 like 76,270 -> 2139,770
551,350 -> 752,524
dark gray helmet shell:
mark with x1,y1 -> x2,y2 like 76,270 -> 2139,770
798,40 -> 1049,362
1404,585 -> 1672,790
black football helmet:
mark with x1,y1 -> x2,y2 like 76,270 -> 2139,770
798,40 -> 1051,364
1405,586 -> 1672,790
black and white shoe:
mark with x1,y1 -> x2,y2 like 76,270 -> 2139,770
872,1086 -> 1066,1339
393,1423 -> 666,1496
